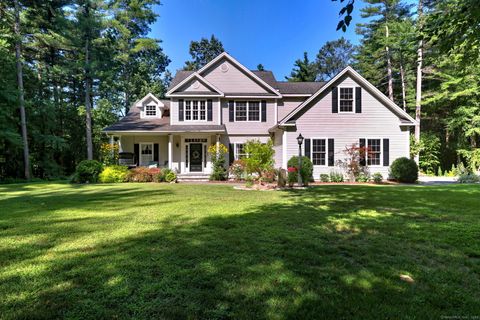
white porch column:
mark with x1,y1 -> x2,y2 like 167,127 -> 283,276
168,134 -> 173,169
216,134 -> 220,155
118,135 -> 123,152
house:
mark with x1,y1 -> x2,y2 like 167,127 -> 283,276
103,52 -> 416,179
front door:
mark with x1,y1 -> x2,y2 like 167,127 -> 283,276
189,143 -> 203,172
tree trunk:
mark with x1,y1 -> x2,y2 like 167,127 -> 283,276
14,0 -> 31,179
414,0 -> 423,164
400,62 -> 407,111
385,24 -> 394,101
84,2 -> 93,160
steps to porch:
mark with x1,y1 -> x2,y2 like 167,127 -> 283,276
177,173 -> 210,182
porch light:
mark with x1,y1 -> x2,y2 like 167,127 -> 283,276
296,134 -> 304,146
297,133 -> 304,187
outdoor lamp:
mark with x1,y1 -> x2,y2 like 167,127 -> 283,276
297,133 -> 304,146
297,133 -> 304,187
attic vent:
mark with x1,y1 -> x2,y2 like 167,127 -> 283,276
220,62 -> 229,73
192,80 -> 200,89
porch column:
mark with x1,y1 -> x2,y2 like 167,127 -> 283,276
168,134 -> 173,169
117,135 -> 123,152
216,134 -> 220,155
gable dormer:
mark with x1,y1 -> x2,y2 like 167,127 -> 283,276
136,93 -> 165,119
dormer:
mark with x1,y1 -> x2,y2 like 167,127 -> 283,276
136,93 -> 165,119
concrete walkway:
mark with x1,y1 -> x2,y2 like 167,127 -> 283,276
418,175 -> 458,185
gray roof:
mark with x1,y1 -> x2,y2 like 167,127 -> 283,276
103,103 -> 225,133
168,69 -> 325,95
172,91 -> 221,96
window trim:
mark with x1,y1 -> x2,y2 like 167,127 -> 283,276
144,105 -> 158,117
309,137 -> 329,167
338,86 -> 355,114
365,138 -> 383,167
233,143 -> 249,160
183,99 -> 208,122
139,142 -> 154,166
234,101 -> 261,122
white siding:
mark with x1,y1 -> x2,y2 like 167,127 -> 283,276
277,98 -> 305,122
177,79 -> 212,92
284,76 -> 410,179
170,98 -> 221,125
120,135 -> 170,167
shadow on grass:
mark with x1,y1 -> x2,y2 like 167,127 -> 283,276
1,184 -> 479,319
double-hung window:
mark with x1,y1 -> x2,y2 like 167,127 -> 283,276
235,143 -> 248,160
235,101 -> 260,121
145,105 -> 157,117
339,87 -> 354,112
367,139 -> 381,165
312,139 -> 327,165
184,100 -> 206,121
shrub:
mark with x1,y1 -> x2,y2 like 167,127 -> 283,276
73,160 -> 103,183
320,174 -> 330,182
164,170 -> 177,183
287,167 -> 297,186
390,157 -> 418,183
243,139 -> 275,176
287,156 -> 313,185
245,175 -> 254,188
336,143 -> 370,182
99,142 -> 119,165
99,165 -> 129,183
372,172 -> 383,183
125,167 -> 161,182
260,169 -> 276,183
229,159 -> 246,181
329,171 -> 344,182
457,173 -> 480,184
208,144 -> 228,181
356,172 -> 369,183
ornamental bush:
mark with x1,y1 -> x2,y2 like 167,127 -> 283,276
208,143 -> 228,181
99,165 -> 129,183
320,174 -> 330,182
329,171 -> 344,182
457,173 -> 480,184
229,159 -> 247,181
164,170 -> 177,183
125,167 -> 161,182
287,156 -> 313,185
372,172 -> 383,183
390,157 -> 418,183
356,172 -> 370,183
244,139 -> 275,176
73,160 -> 103,183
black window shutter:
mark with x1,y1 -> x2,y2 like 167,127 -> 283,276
304,139 -> 311,159
154,143 -> 159,162
207,100 -> 213,121
261,100 -> 267,122
359,138 -> 366,166
134,144 -> 139,166
332,87 -> 338,113
229,143 -> 234,165
355,87 -> 362,113
179,99 -> 184,121
328,139 -> 335,166
383,139 -> 390,166
229,101 -> 234,122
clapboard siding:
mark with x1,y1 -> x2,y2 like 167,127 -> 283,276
170,98 -> 220,125
273,130 -> 283,168
221,99 -> 276,134
177,79 -> 212,92
277,98 -> 305,122
203,61 -> 269,93
285,76 -> 410,178
120,135 -> 170,167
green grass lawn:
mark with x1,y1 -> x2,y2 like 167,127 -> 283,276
0,182 -> 479,319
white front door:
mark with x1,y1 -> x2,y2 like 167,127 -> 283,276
140,143 -> 153,166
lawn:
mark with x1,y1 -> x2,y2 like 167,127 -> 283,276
0,182 -> 479,319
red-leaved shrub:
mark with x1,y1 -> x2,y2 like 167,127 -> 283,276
125,167 -> 161,182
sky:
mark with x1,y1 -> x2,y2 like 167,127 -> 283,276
149,0 -> 369,80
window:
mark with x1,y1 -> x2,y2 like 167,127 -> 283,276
184,100 -> 207,121
312,139 -> 326,165
145,105 -> 157,116
235,143 -> 248,160
367,139 -> 381,165
235,101 -> 261,121
339,87 -> 354,112
140,143 -> 153,165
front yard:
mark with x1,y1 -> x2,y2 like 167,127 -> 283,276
0,182 -> 479,319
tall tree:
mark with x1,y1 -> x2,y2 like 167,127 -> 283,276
184,35 -> 224,71
13,0 -> 30,179
286,52 -> 316,82
315,37 -> 356,80
257,64 -> 265,71
414,0 -> 423,163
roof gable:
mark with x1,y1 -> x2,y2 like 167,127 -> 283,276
280,66 -> 417,125
166,73 -> 223,97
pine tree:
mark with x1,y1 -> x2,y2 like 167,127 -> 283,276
286,52 -> 316,82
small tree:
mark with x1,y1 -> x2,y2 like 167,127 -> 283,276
100,142 -> 119,165
243,139 -> 275,176
336,143 -> 371,182
207,143 -> 228,181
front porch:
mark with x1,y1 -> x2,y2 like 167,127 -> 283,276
108,133 -> 224,175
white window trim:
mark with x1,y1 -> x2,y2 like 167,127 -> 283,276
184,100 -> 208,122
139,143 -> 154,166
309,137 -> 329,167
234,101 -> 261,122
233,142 -> 250,160
338,87 -> 355,114
144,105 -> 158,117
365,137 -> 383,167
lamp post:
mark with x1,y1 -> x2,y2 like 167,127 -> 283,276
297,133 -> 304,187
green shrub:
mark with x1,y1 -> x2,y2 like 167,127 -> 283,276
125,167 -> 161,182
99,165 -> 129,183
73,160 -> 103,183
164,170 -> 177,183
320,174 -> 330,183
372,172 -> 383,183
245,175 -> 254,188
457,173 -> 480,184
356,172 -> 369,183
208,144 -> 228,181
244,139 -> 275,175
229,159 -> 246,181
287,156 -> 313,185
390,157 -> 418,183
329,171 -> 344,183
